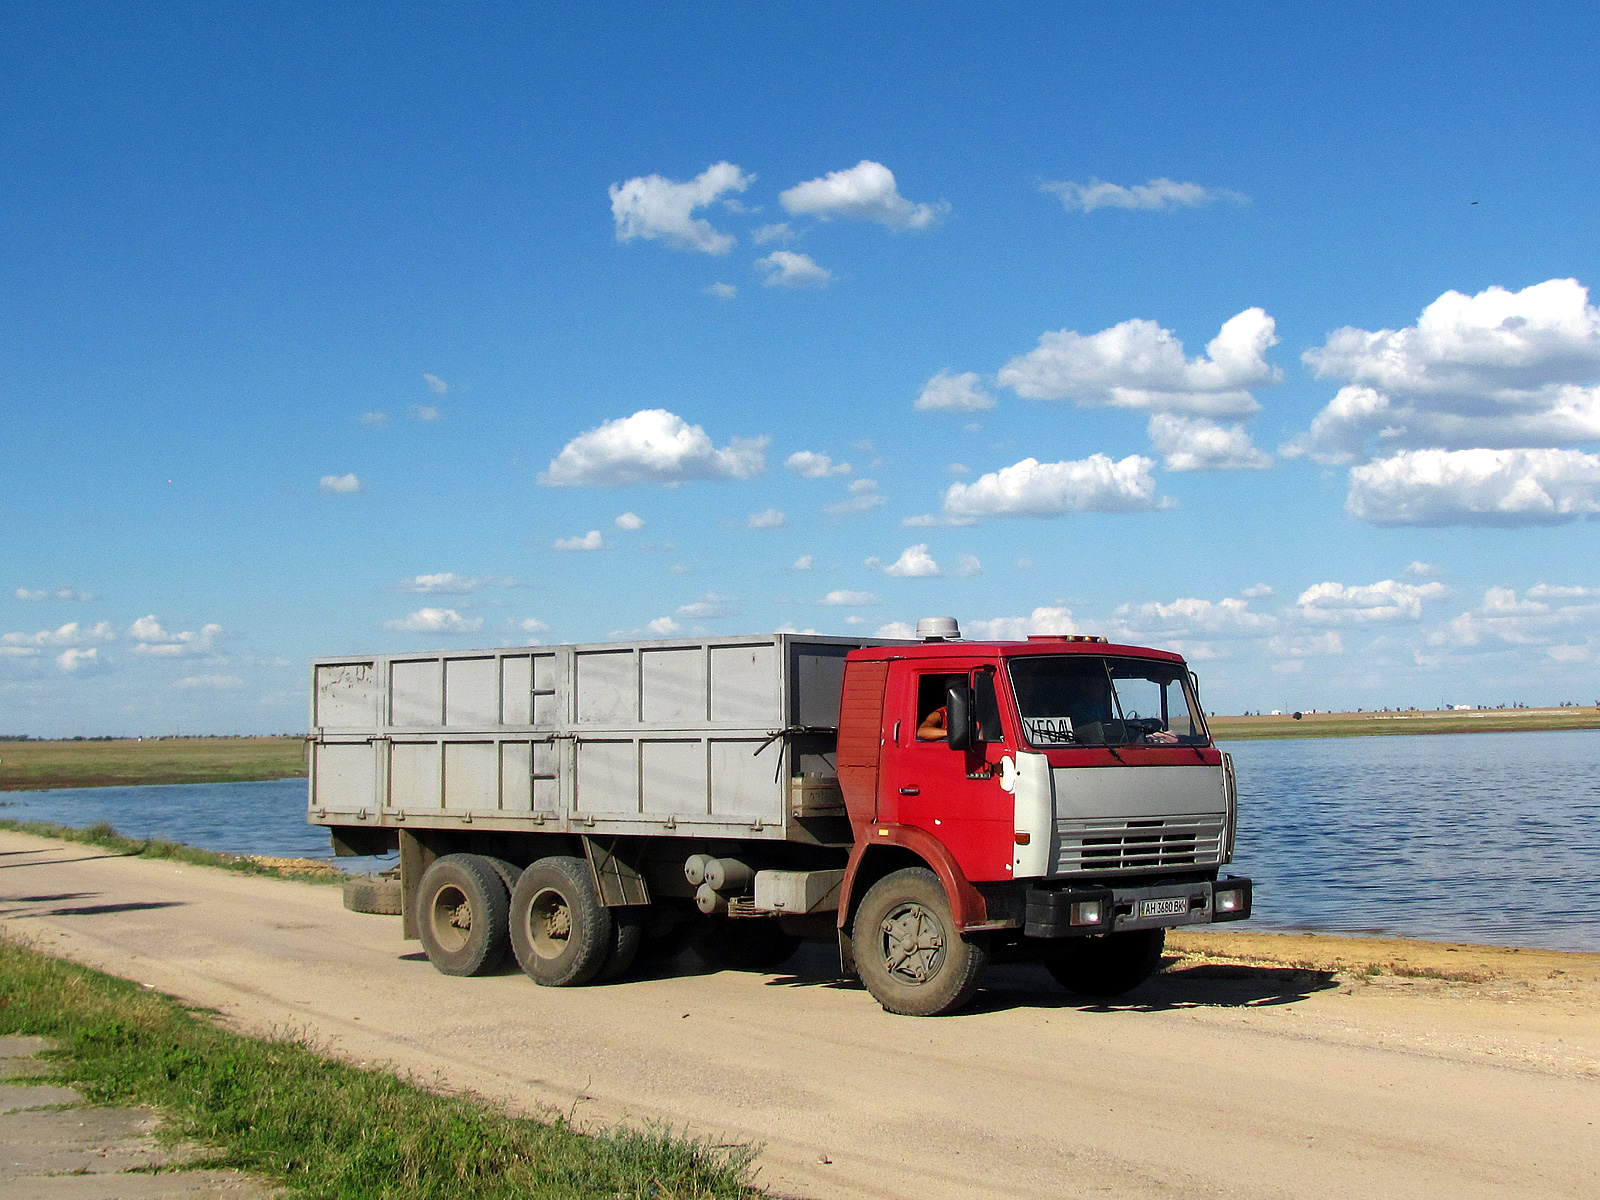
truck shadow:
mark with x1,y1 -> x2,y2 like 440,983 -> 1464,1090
759,948 -> 1339,1012
970,959 -> 1341,1013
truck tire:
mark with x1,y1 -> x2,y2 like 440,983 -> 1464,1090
416,854 -> 511,977
342,875 -> 402,915
853,867 -> 988,1016
478,855 -> 523,894
594,907 -> 645,982
1045,928 -> 1166,997
690,915 -> 801,970
509,855 -> 613,987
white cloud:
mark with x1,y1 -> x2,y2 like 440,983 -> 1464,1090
1147,414 -> 1271,471
792,555 -> 814,570
518,618 -> 550,634
823,590 -> 878,606
1241,583 -> 1274,598
1403,561 -> 1441,578
172,673 -> 244,691
553,530 -> 605,551
412,405 -> 442,422
384,608 -> 483,634
999,308 -> 1279,417
874,621 -> 916,638
779,161 -> 948,230
942,454 -> 1166,520
677,593 -> 731,619
126,617 -> 221,656
747,508 -> 787,529
1424,586 -> 1600,651
1293,579 -> 1450,624
1265,632 -> 1346,659
752,223 -> 794,244
1294,279 -> 1600,463
397,573 -> 514,595
319,473 -> 362,494
757,250 -> 831,288
965,606 -> 1078,641
704,282 -> 737,300
786,450 -> 851,477
541,409 -> 768,487
884,544 -> 940,578
648,616 -> 682,635
614,511 -> 645,531
423,373 -> 449,395
826,478 -> 887,517
954,554 -> 982,578
1,622 -> 114,649
775,623 -> 821,635
609,162 -> 752,254
1528,583 -> 1598,600
359,411 -> 389,428
56,647 -> 100,673
1346,448 -> 1600,527
916,370 -> 994,413
1113,596 -> 1277,638
15,587 -> 93,602
1042,177 -> 1247,214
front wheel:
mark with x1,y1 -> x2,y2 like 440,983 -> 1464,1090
1045,928 -> 1166,997
853,867 -> 987,1016
508,856 -> 613,986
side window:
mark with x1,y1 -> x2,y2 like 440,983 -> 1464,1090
914,673 -> 963,742
974,670 -> 1005,744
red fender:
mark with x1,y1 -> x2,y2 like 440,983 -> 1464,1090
838,824 -> 989,931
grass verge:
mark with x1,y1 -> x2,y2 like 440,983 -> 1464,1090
0,818 -> 345,884
0,934 -> 761,1200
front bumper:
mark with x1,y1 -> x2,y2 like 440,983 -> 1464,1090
1023,875 -> 1252,938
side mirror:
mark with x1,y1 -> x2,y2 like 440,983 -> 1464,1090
946,683 -> 980,751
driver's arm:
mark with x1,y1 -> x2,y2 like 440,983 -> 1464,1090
916,708 -> 947,741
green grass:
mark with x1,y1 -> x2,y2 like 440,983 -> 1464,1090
0,934 -> 762,1200
0,818 -> 345,884
0,736 -> 307,791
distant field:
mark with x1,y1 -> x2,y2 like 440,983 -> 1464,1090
2,709 -> 1598,792
1209,707 -> 1600,741
0,737 -> 306,791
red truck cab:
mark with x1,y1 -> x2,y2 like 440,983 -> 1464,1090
833,624 -> 1251,1015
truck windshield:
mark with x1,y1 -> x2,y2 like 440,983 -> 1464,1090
1007,656 -> 1209,748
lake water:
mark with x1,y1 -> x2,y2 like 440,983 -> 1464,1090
3,729 -> 1597,952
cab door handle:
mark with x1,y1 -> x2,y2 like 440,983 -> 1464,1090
899,786 -> 920,795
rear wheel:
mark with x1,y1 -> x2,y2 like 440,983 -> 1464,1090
691,915 -> 801,970
416,854 -> 511,976
1045,929 -> 1166,997
509,856 -> 613,986
595,907 -> 646,981
853,867 -> 987,1016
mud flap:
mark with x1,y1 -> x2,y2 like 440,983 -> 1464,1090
582,836 -> 652,907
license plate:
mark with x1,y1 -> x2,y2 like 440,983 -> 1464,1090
1139,897 -> 1187,918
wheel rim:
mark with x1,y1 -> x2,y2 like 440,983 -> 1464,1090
428,884 -> 472,953
528,886 -> 573,960
877,901 -> 946,985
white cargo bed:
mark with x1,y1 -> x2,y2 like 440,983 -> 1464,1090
308,634 -> 885,843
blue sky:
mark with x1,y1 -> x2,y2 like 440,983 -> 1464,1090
5,2 -> 1600,736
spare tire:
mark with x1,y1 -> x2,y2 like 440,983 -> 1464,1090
343,875 -> 402,915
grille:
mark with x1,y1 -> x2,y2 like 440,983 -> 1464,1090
1053,816 -> 1224,875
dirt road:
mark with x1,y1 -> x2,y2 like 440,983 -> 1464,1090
3,829 -> 1597,1200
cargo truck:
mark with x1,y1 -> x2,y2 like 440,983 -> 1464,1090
309,617 -> 1252,1015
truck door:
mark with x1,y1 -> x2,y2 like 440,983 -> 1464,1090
878,662 -> 1016,884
